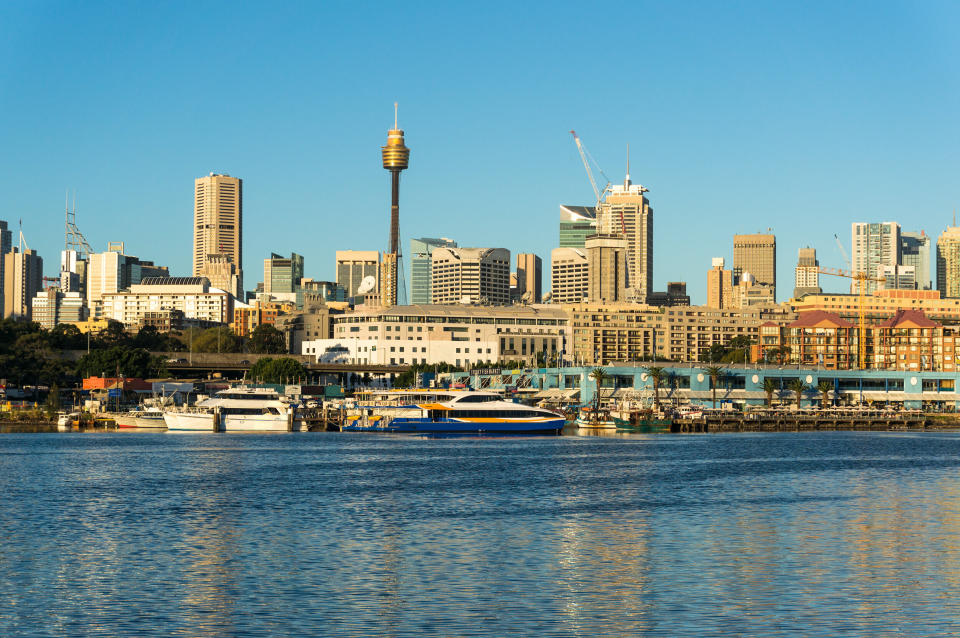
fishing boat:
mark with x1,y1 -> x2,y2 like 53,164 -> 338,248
343,389 -> 564,434
163,387 -> 299,432
574,406 -> 617,429
612,410 -> 672,433
114,407 -> 166,429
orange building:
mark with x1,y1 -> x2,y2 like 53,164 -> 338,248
232,300 -> 293,337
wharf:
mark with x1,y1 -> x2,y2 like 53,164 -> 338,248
300,406 -> 346,432
673,409 -> 957,433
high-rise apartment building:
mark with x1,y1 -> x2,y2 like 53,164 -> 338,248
879,264 -> 917,291
515,253 -> 542,303
263,252 -> 304,294
550,247 -> 588,304
3,247 -> 43,320
559,205 -> 597,248
31,289 -> 86,329
431,247 -> 510,305
733,233 -> 776,298
336,250 -> 380,299
937,227 -> 960,298
596,177 -> 653,300
585,234 -> 629,303
410,237 -> 457,304
707,257 -> 735,309
0,221 -> 11,316
794,247 -> 821,298
194,173 -> 242,287
852,222 -> 900,295
901,231 -> 931,290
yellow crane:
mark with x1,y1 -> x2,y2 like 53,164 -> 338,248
816,267 -> 886,369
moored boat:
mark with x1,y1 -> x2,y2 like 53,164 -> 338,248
115,407 -> 166,429
163,387 -> 300,432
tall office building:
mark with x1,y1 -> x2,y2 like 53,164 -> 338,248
879,264 -> 917,290
937,227 -> 960,298
203,253 -> 243,299
794,247 -> 821,298
410,237 -> 457,304
585,234 -> 629,303
194,173 -> 243,289
706,257 -> 735,309
263,252 -> 304,294
550,247 -> 588,303
3,247 -> 43,320
335,250 -> 380,298
597,175 -> 653,300
733,233 -> 776,298
515,253 -> 542,303
851,222 -> 900,295
901,231 -> 931,290
431,247 -> 510,305
0,221 -> 11,316
559,205 -> 597,248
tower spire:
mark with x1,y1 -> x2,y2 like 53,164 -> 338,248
381,103 -> 411,308
625,142 -> 631,187
394,101 -> 398,130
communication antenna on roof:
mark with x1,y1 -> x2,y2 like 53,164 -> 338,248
64,191 -> 94,258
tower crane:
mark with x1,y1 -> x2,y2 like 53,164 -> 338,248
569,131 -> 625,234
816,266 -> 886,369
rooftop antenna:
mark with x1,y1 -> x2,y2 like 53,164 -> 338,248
625,142 -> 631,186
394,101 -> 398,129
64,189 -> 94,258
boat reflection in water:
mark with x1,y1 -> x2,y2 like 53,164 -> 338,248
343,389 -> 565,434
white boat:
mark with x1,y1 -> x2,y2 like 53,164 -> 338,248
114,407 -> 167,429
56,411 -> 80,431
164,387 -> 300,432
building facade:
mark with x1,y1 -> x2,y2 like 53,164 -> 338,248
101,277 -> 232,326
937,226 -> 960,298
431,247 -> 510,305
3,248 -> 43,320
202,253 -> 243,299
87,244 -> 170,315
305,304 -> 569,367
707,257 -> 735,309
336,250 -> 380,299
0,220 -> 11,315
193,173 -> 242,278
901,231 -> 931,290
559,205 -> 597,248
515,253 -> 542,303
263,252 -> 304,294
852,222 -> 900,295
550,247 -> 588,304
410,237 -> 457,305
733,233 -> 776,298
31,289 -> 86,329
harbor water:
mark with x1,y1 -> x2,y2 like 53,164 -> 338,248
2,431 -> 960,636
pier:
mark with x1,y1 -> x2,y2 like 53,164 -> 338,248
673,409 -> 940,433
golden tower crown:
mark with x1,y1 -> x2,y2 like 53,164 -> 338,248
382,102 -> 410,170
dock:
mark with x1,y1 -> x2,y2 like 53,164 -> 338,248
672,409 -> 950,433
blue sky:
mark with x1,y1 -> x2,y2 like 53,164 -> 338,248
2,1 -> 959,303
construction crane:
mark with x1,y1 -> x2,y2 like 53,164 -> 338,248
569,131 -> 625,234
816,266 -> 886,369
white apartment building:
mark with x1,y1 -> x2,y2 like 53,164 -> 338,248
852,222 -> 900,294
550,247 -> 588,303
431,247 -> 510,305
302,304 -> 569,367
101,277 -> 231,326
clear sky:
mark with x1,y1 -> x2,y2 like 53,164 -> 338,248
2,1 -> 959,303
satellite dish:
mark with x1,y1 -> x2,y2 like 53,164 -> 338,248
357,275 -> 376,295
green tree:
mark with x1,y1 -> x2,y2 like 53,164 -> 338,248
589,367 -> 608,414
44,383 -> 62,414
75,346 -> 167,379
644,366 -> 665,410
763,377 -> 778,407
703,365 -> 725,409
818,379 -> 832,409
248,357 -> 306,384
249,324 -> 287,354
788,378 -> 807,409
188,327 -> 245,353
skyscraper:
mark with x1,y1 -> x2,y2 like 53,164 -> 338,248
410,237 -> 457,304
937,227 -> 960,298
794,247 -> 821,298
559,205 -> 597,248
596,175 -> 653,300
0,221 -> 12,316
515,253 -> 542,303
3,247 -> 43,320
87,242 -> 169,316
585,234 -> 629,303
194,173 -> 243,290
381,103 -> 410,308
263,252 -> 304,294
901,231 -> 931,290
336,250 -> 380,298
733,233 -> 776,298
851,222 -> 900,294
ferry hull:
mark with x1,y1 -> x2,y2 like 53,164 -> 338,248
342,417 -> 565,435
163,411 -> 298,432
115,415 -> 167,429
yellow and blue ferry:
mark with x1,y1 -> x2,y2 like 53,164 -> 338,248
342,389 -> 565,435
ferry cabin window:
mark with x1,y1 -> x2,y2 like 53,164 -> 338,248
456,395 -> 500,403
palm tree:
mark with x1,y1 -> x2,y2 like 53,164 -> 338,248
762,377 -> 778,407
817,380 -> 832,409
589,367 -> 608,415
644,366 -> 665,410
703,365 -> 724,409
788,378 -> 807,410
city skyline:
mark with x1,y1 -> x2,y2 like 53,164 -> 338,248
3,3 -> 960,303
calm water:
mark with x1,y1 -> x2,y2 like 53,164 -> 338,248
2,432 -> 960,637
